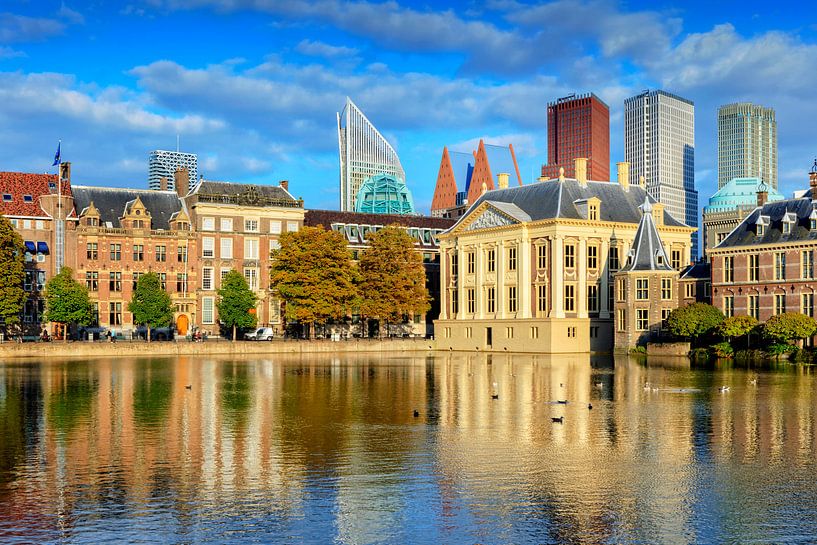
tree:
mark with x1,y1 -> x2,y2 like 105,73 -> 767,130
358,225 -> 430,336
269,226 -> 359,338
717,315 -> 758,340
128,272 -> 173,343
217,269 -> 257,341
666,303 -> 725,344
0,215 -> 26,332
43,267 -> 92,342
762,312 -> 817,345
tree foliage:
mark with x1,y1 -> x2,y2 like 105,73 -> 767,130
217,269 -> 257,341
269,226 -> 359,333
128,271 -> 173,342
666,303 -> 725,341
762,312 -> 817,343
358,225 -> 430,327
44,267 -> 93,335
717,315 -> 758,340
0,215 -> 26,327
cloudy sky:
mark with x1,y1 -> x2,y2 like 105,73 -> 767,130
1,0 -> 815,213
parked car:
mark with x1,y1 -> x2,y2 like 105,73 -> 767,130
245,327 -> 275,341
135,326 -> 175,341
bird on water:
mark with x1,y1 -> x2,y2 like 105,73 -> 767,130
551,416 -> 564,423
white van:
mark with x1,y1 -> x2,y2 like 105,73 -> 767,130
246,327 -> 274,341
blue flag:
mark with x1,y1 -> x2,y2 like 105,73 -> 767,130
52,141 -> 61,166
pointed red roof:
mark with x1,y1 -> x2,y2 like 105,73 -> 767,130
466,140 -> 494,204
431,146 -> 459,214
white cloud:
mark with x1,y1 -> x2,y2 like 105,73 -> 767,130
0,12 -> 65,42
57,3 -> 85,25
295,39 -> 358,59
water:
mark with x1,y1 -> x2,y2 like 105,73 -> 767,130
1,354 -> 816,544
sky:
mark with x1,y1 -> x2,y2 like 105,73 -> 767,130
1,0 -> 816,215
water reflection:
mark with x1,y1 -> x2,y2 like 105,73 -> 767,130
0,354 -> 816,544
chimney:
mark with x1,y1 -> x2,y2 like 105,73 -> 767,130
174,167 -> 189,199
574,158 -> 587,187
280,180 -> 289,191
617,162 -> 630,191
497,172 -> 509,189
757,184 -> 768,207
639,174 -> 646,188
810,159 -> 817,199
59,162 -> 71,185
159,176 -> 168,191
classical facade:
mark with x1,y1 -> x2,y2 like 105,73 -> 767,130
435,160 -> 695,353
541,93 -> 610,181
708,165 -> 817,321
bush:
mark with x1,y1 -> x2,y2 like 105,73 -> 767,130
766,343 -> 797,357
667,303 -> 725,345
711,341 -> 734,358
629,345 -> 646,354
763,313 -> 817,344
689,347 -> 711,362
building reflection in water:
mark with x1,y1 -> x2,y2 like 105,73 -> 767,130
0,354 -> 816,543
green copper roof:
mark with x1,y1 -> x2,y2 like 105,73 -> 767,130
354,173 -> 415,215
704,177 -> 784,213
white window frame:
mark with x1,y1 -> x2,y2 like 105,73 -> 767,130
245,238 -> 259,260
244,218 -> 259,233
287,221 -> 299,233
202,237 -> 215,258
220,217 -> 233,232
220,237 -> 233,259
202,217 -> 215,231
270,221 -> 282,234
244,267 -> 258,291
202,267 -> 214,291
202,296 -> 215,324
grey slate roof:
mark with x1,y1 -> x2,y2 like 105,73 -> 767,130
716,191 -> 817,248
680,260 -> 710,280
192,180 -> 295,201
72,186 -> 182,230
451,178 -> 688,230
618,198 -> 674,272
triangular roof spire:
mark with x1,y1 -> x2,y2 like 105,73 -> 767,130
620,196 -> 673,272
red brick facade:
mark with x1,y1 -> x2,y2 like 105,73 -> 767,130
541,94 -> 610,181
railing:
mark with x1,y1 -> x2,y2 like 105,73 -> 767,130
196,194 -> 304,208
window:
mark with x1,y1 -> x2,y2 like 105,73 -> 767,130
661,309 -> 672,329
109,302 -> 122,326
774,253 -> 786,280
245,239 -> 259,260
783,221 -> 792,235
467,252 -> 475,274
109,272 -> 122,292
564,284 -> 575,312
221,268 -> 231,282
685,283 -> 695,298
748,294 -> 759,320
617,278 -> 627,302
589,203 -> 599,221
724,295 -> 734,318
110,243 -> 121,261
617,309 -> 626,331
564,243 -> 575,268
508,286 -> 517,313
537,284 -> 547,313
587,284 -> 598,312
451,290 -> 458,314
749,254 -> 759,281
636,278 -> 649,300
508,247 -> 517,271
444,327 -> 451,339
86,243 -> 98,260
587,245 -> 598,270
220,238 -> 233,259
133,244 -> 144,262
530,326 -> 539,339
287,221 -> 299,232
244,268 -> 258,291
451,254 -> 458,277
202,297 -> 214,324
671,249 -> 682,270
567,326 -> 577,338
723,256 -> 734,283
590,326 -> 599,338
486,249 -> 495,273
609,246 -> 619,271
132,272 -> 142,291
466,288 -> 475,314
202,267 -> 214,290
245,218 -> 259,232
202,237 -> 215,258
23,194 -> 33,203
464,327 -> 472,339
774,293 -> 786,315
537,244 -> 547,270
270,221 -> 282,234
2,194 -> 11,202
85,271 -> 98,291
802,251 -> 814,279
803,293 -> 814,317
176,273 -> 187,293
202,217 -> 215,231
661,278 -> 672,300
486,287 -> 495,313
220,218 -> 233,232
506,327 -> 514,339
636,309 -> 649,330
155,245 -> 166,262
757,224 -> 765,237
158,273 -> 167,291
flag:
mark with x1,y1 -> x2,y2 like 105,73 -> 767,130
52,141 -> 61,166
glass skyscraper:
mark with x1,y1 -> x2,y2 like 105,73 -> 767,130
148,150 -> 198,192
717,103 -> 777,190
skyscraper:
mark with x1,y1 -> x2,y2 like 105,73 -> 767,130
148,150 -> 198,193
541,93 -> 610,181
718,102 -> 777,189
625,89 -> 698,258
337,97 -> 406,212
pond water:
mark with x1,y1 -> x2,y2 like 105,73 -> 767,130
1,353 -> 816,544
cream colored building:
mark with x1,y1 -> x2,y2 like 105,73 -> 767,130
435,160 -> 695,353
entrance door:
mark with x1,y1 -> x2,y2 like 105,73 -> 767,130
176,314 -> 189,336
486,327 -> 493,348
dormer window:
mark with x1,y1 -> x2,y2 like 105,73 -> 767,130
783,222 -> 791,235
655,251 -> 664,266
23,195 -> 33,203
756,215 -> 770,237
809,209 -> 817,230
2,194 -> 12,202
758,224 -> 765,236
782,212 -> 797,235
589,203 -> 599,221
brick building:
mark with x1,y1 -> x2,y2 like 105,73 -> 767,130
541,93 -> 610,181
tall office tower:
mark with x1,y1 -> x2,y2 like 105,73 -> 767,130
624,89 -> 699,258
718,102 -> 777,190
541,93 -> 610,181
148,150 -> 198,192
337,97 -> 406,212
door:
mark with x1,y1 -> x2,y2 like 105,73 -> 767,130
176,314 -> 189,336
486,327 -> 492,348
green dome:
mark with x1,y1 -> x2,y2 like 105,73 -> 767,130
705,177 -> 784,213
354,173 -> 415,215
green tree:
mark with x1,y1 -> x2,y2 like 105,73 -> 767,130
128,272 -> 173,342
0,215 -> 26,332
217,269 -> 257,341
717,315 -> 758,340
43,267 -> 92,342
762,312 -> 817,344
269,226 -> 359,338
358,225 -> 430,337
666,303 -> 725,344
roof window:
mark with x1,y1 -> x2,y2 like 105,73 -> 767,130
23,195 -> 33,203
2,194 -> 12,202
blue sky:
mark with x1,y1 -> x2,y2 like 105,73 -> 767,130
1,1 -> 815,214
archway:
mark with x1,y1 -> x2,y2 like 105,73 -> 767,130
176,314 -> 189,336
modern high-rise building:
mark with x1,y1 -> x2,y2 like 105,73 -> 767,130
148,150 -> 198,193
541,93 -> 610,181
624,89 -> 699,258
337,97 -> 406,212
717,102 -> 777,189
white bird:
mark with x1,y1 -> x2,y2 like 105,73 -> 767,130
719,385 -> 730,393
749,377 -> 758,385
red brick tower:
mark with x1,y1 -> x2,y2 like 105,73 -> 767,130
541,93 -> 610,181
